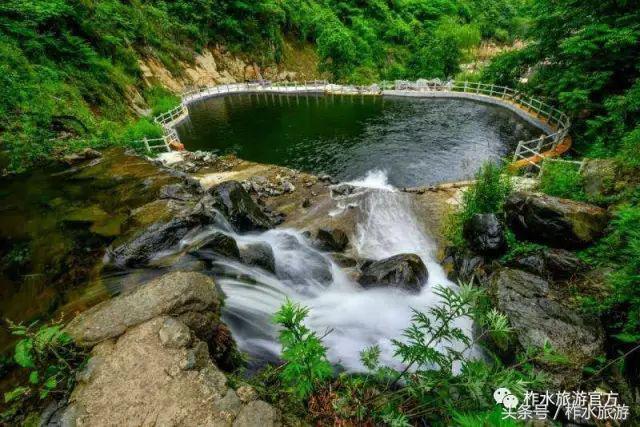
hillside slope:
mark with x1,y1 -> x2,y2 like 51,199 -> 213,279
0,0 -> 525,172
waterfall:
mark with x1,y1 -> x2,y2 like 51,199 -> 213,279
186,170 -> 471,371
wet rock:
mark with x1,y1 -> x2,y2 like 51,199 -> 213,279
159,183 -> 196,201
443,247 -> 491,285
108,216 -> 199,268
358,254 -> 428,293
331,253 -> 357,268
505,192 -> 608,248
239,242 -> 276,274
314,228 -> 349,252
331,183 -> 357,197
581,158 -> 619,198
511,253 -> 547,277
319,174 -> 337,184
463,213 -> 507,255
209,181 -> 274,231
543,248 -> 585,280
191,232 -> 241,262
65,272 -> 221,347
62,148 -> 102,166
457,251 -> 489,284
276,234 -> 333,285
510,249 -> 585,281
489,268 -> 604,387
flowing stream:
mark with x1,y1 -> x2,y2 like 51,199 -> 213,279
178,170 -> 469,371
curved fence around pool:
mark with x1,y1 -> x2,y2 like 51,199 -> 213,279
145,80 -> 571,171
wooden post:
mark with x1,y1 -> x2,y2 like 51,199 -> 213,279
143,136 -> 150,152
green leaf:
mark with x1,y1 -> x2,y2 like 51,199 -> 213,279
44,376 -> 58,390
3,386 -> 29,403
28,371 -> 39,385
612,332 -> 640,344
14,339 -> 35,369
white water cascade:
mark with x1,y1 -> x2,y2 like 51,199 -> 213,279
184,170 -> 471,371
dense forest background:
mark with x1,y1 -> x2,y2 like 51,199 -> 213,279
0,0 -> 527,171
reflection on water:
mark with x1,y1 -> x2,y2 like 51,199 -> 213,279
0,150 -> 178,352
177,93 -> 541,187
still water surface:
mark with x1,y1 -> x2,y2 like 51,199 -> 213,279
177,93 -> 541,187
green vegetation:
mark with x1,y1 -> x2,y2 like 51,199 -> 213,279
0,0 -> 527,172
483,0 -> 640,402
263,285 -> 546,425
582,202 -> 640,341
445,162 -> 512,247
482,0 -> 640,164
1,321 -> 86,421
273,299 -> 332,399
538,160 -> 586,200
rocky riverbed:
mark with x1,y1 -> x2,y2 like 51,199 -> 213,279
1,147 -> 620,424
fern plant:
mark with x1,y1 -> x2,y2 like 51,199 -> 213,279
273,299 -> 333,400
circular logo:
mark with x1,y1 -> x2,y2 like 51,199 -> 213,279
493,387 -> 511,404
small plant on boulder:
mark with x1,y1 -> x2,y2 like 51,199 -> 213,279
2,320 -> 86,422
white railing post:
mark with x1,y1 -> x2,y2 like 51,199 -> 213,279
514,141 -> 522,162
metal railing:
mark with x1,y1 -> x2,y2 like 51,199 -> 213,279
145,80 -> 571,169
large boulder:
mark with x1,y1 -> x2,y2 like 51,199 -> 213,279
489,268 -> 604,387
358,254 -> 428,293
191,232 -> 241,261
65,272 -> 221,347
239,242 -> 276,274
463,213 -> 507,255
108,216 -> 200,268
314,227 -> 349,252
209,181 -> 274,231
61,315 -> 280,427
505,191 -> 608,248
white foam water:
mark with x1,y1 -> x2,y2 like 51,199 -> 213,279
193,170 -> 471,371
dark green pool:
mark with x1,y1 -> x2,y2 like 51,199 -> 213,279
176,93 -> 541,187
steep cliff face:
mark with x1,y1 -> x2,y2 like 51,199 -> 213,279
139,42 -> 324,93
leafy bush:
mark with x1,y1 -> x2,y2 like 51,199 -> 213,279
2,321 -> 86,421
273,299 -> 333,400
582,204 -> 640,341
446,162 -> 512,247
144,86 -> 181,117
539,160 -> 586,200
